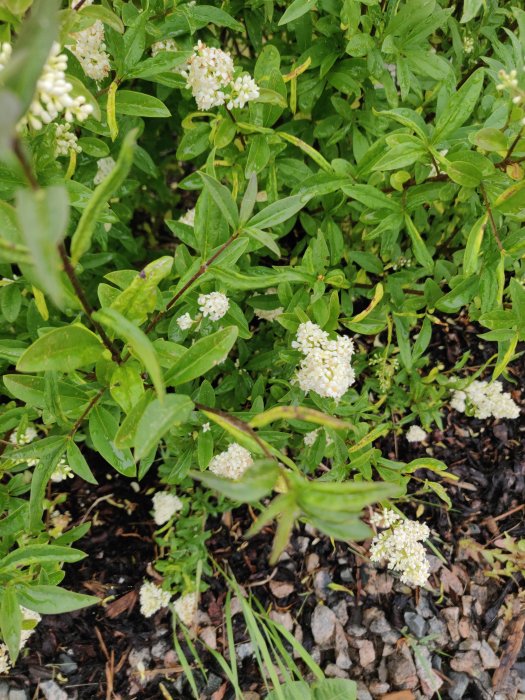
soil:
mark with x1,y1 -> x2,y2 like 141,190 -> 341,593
6,318 -> 525,700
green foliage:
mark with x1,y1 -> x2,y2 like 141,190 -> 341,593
0,0 -> 523,684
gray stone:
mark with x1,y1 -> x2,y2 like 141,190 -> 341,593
404,611 -> 427,638
58,653 -> 77,675
8,691 -> 28,700
39,681 -> 69,700
357,639 -> 375,667
388,646 -> 418,689
427,617 -> 448,647
204,673 -> 222,695
340,567 -> 353,583
367,609 -> 400,644
335,622 -> 352,670
236,642 -> 254,660
479,639 -> 499,669
416,594 -> 434,619
448,672 -> 470,700
325,664 -> 348,678
269,610 -> 293,632
356,682 -> 373,700
442,607 -> 460,643
333,600 -> 349,627
311,604 -> 336,646
0,685 -> 9,700
414,646 -> 443,695
296,536 -> 310,553
313,569 -> 332,599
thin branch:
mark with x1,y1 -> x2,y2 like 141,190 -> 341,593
59,244 -> 122,363
72,0 -> 88,10
504,126 -> 524,162
69,387 -> 106,438
12,138 -> 38,190
145,232 -> 239,334
480,184 -> 504,253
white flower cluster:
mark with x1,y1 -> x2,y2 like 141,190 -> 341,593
369,509 -> 430,587
10,426 -> 38,467
173,591 -> 198,626
68,19 -> 111,82
152,491 -> 182,526
198,292 -> 229,321
93,156 -> 116,185
292,321 -> 355,401
209,443 -> 253,480
0,42 -> 11,72
139,580 -> 171,618
151,38 -> 178,57
50,458 -> 74,483
303,428 -> 333,447
55,123 -> 81,157
406,425 -> 427,443
496,68 -> 519,91
180,40 -> 259,111
451,380 -> 520,420
176,312 -> 194,330
0,606 -> 41,673
0,42 -> 93,130
179,207 -> 195,227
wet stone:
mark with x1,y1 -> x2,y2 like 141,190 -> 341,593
388,646 -> 418,689
58,653 -> 78,675
39,681 -> 69,700
8,691 -> 28,700
448,672 -> 470,700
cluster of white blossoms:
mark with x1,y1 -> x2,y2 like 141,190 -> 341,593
139,580 -> 171,618
178,207 -> 196,227
68,18 -> 111,82
176,312 -> 194,331
180,40 -> 259,111
93,156 -> 116,185
292,321 -> 356,401
55,122 -> 81,157
10,425 -> 38,467
0,42 -> 93,130
50,458 -> 74,483
152,491 -> 183,526
369,509 -> 430,588
198,292 -> 229,321
173,591 -> 198,626
406,425 -> 428,443
451,380 -> 520,420
209,443 -> 253,480
0,606 -> 41,673
496,68 -> 525,122
151,38 -> 178,57
303,428 -> 333,447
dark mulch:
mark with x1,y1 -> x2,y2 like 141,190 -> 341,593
6,318 -> 525,699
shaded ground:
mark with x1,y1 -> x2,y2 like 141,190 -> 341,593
5,318 -> 525,700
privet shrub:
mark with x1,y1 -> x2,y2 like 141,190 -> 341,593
0,0 -> 523,669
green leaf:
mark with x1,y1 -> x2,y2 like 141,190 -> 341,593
1,588 -> 21,663
473,128 -> 507,152
463,214 -> 488,276
166,326 -> 238,386
342,184 -> 401,212
81,4 -> 124,33
433,70 -> 484,143
89,405 -> 135,477
213,266 -> 314,290
125,51 -> 191,79
1,544 -> 86,570
435,277 -> 478,312
190,459 -> 279,502
278,0 -> 316,25
110,256 -> 173,325
109,363 -> 144,414
114,390 -> 154,449
16,325 -> 104,373
119,8 -> 149,74
67,441 -> 98,485
93,308 -> 165,400
371,142 -> 427,171
70,129 -> 137,266
404,215 -> 434,272
115,90 -> 171,118
313,679 -> 357,700
17,585 -> 97,614
248,195 -> 308,230
134,394 -> 194,461
16,185 -> 69,306
198,172 -> 239,230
